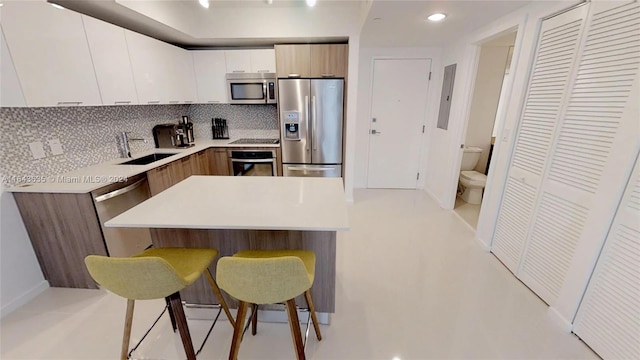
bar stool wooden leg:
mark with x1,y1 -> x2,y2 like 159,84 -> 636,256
168,292 -> 196,360
206,269 -> 236,328
285,299 -> 306,360
165,296 -> 178,332
304,290 -> 322,341
230,301 -> 248,360
121,299 -> 135,360
251,303 -> 258,336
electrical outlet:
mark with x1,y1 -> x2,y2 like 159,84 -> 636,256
28,141 -> 46,159
48,138 -> 64,156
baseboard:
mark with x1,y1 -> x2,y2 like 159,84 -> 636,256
547,306 -> 573,333
423,188 -> 445,208
0,280 -> 49,318
476,236 -> 491,252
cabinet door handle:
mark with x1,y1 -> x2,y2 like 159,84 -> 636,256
147,100 -> 161,104
257,69 -> 270,73
57,101 -> 82,106
169,100 -> 179,104
207,100 -> 221,103
184,101 -> 194,103
321,73 -> 335,77
155,164 -> 169,171
114,101 -> 132,105
232,70 -> 245,73
288,73 -> 301,78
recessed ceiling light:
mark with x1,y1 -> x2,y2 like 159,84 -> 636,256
427,13 -> 446,22
306,0 -> 316,7
0,3 -> 4,7
267,0 -> 273,4
50,3 -> 65,10
198,0 -> 210,9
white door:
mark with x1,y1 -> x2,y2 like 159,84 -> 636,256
367,59 -> 430,189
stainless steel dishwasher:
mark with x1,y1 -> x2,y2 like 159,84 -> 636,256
92,175 -> 152,257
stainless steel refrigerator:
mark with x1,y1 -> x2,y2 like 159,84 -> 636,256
279,78 -> 344,177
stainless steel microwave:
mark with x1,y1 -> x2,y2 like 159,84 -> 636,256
226,73 -> 277,104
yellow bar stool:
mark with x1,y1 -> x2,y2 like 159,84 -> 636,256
84,247 -> 235,360
217,249 -> 322,360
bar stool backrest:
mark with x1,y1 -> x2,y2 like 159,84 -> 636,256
217,256 -> 312,304
85,255 -> 188,300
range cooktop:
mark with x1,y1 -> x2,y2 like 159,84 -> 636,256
229,138 -> 280,145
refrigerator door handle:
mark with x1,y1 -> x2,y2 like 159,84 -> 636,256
305,95 -> 311,152
312,95 -> 317,152
287,166 -> 334,171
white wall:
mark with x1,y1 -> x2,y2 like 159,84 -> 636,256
0,189 -> 48,317
354,47 -> 442,189
465,45 -> 510,174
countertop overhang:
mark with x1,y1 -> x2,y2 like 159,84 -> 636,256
105,176 -> 349,231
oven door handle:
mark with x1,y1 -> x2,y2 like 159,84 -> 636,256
286,166 -> 334,171
230,158 -> 275,163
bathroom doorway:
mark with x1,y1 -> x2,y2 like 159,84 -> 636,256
454,31 -> 517,229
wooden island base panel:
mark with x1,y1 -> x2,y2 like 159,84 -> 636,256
151,228 -> 336,313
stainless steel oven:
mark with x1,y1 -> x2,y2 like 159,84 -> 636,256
228,149 -> 278,176
226,73 -> 277,104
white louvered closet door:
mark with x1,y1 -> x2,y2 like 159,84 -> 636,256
572,151 -> 640,359
518,0 -> 640,305
491,5 -> 589,272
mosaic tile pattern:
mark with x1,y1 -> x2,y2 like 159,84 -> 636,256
0,104 -> 279,184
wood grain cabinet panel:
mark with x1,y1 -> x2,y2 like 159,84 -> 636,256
211,149 -> 230,176
146,164 -> 173,196
275,44 -> 311,78
310,44 -> 348,78
13,192 -> 107,288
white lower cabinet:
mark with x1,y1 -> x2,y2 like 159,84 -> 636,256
82,15 -> 138,105
192,50 -> 228,104
0,1 -> 102,107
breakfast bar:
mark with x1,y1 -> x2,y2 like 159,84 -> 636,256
105,176 -> 349,314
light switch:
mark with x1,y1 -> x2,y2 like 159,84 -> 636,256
48,138 -> 64,156
28,141 -> 46,159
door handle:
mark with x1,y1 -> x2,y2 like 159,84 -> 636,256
305,95 -> 310,152
312,95 -> 317,151
371,129 -> 382,135
94,178 -> 146,203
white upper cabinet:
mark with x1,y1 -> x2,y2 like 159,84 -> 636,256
0,25 -> 26,107
225,49 -> 276,73
250,49 -> 276,73
82,15 -> 138,105
125,30 -> 197,105
0,1 -> 102,107
225,50 -> 252,73
125,30 -> 172,104
192,50 -> 228,103
168,47 -> 198,104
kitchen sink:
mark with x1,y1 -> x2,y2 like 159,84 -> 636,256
118,153 -> 178,165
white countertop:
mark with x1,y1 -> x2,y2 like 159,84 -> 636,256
105,176 -> 349,231
7,137 -> 280,194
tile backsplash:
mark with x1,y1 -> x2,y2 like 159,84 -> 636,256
0,104 -> 278,183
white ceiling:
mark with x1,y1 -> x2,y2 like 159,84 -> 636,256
360,0 -> 531,47
52,0 -> 530,48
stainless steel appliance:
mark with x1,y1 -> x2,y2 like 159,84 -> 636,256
92,175 -> 152,257
153,124 -> 177,148
229,138 -> 279,145
228,149 -> 278,176
226,73 -> 277,104
279,78 -> 344,177
181,115 -> 195,144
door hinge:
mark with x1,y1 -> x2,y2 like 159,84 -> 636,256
417,173 -> 420,180
429,72 -> 432,80
422,125 -> 425,133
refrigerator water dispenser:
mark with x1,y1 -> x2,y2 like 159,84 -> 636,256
283,111 -> 301,140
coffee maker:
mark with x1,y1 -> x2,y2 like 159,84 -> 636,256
179,116 -> 195,145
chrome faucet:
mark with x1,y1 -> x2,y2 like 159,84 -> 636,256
120,131 -> 148,158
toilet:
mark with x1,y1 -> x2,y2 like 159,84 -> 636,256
458,146 -> 487,205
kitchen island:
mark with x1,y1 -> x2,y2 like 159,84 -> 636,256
106,176 -> 349,314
